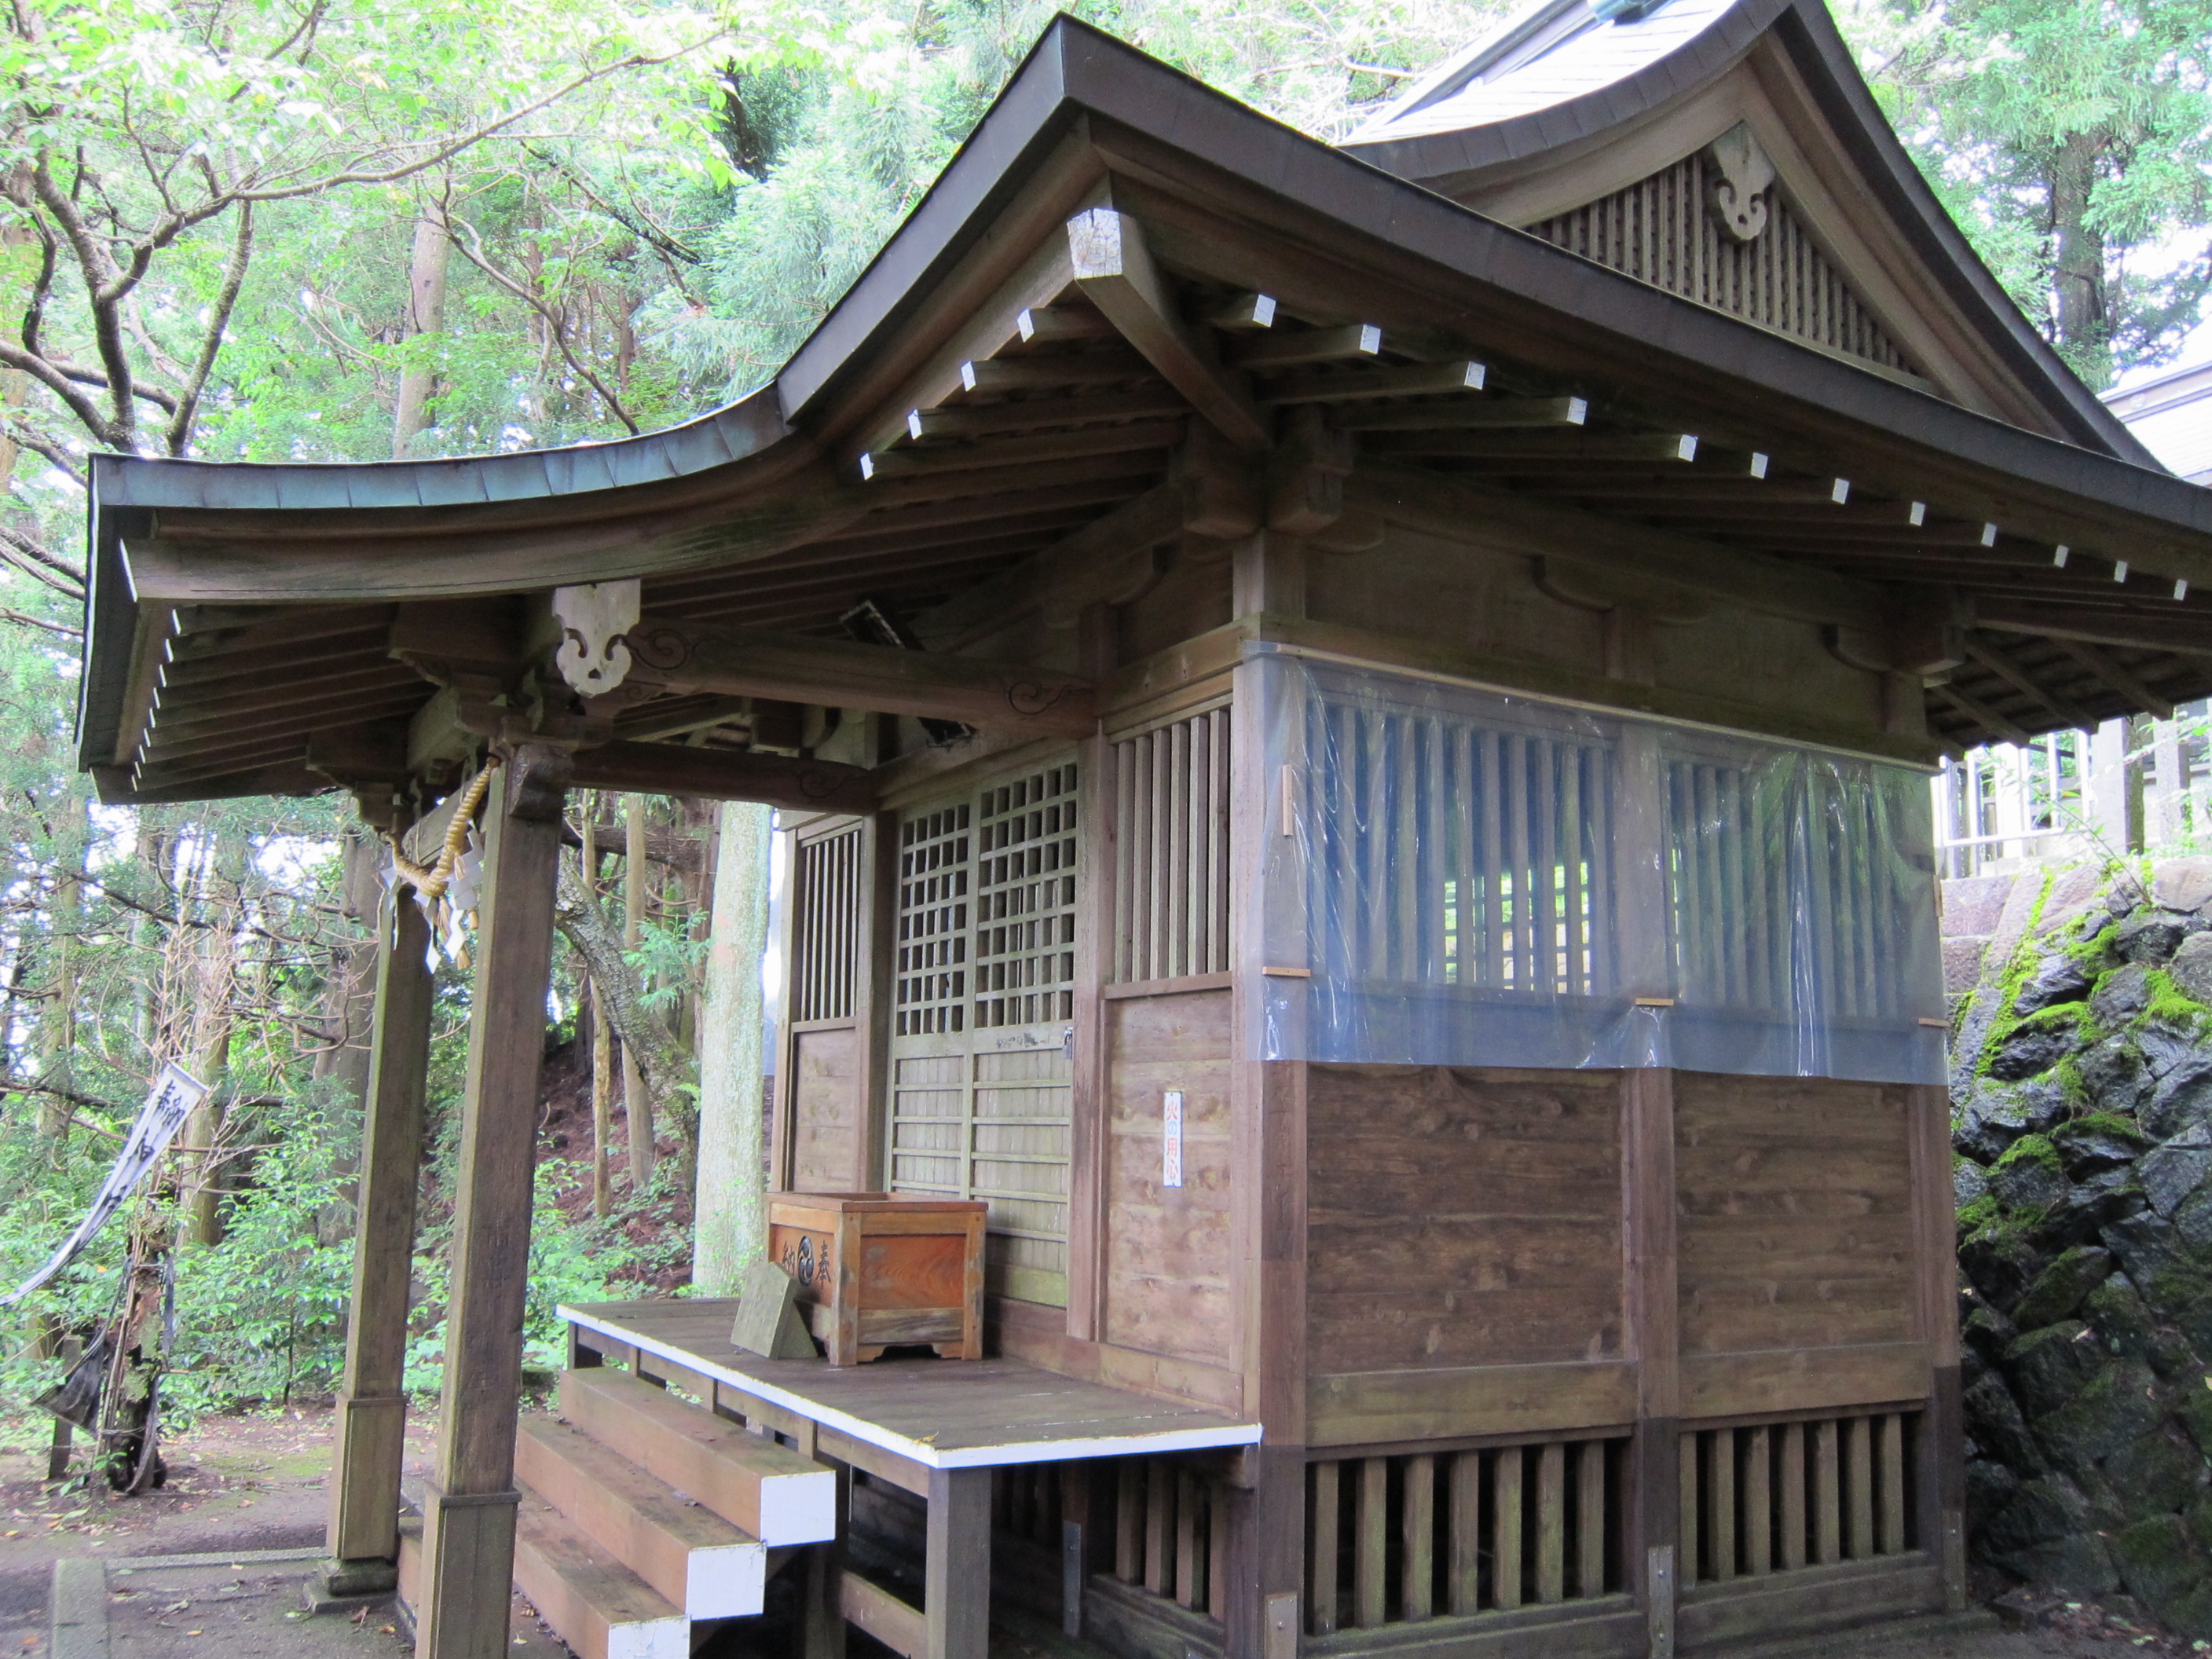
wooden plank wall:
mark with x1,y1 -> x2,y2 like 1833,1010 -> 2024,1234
786,1026 -> 862,1192
1672,1075 -> 1925,1420
1304,1066 -> 1630,1448
1103,987 -> 1235,1370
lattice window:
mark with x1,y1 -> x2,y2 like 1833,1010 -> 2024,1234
895,804 -> 970,1037
789,826 -> 861,1024
888,760 -> 1079,1306
973,765 -> 1079,1028
1113,707 -> 1232,983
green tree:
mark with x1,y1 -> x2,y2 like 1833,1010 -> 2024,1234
1846,0 -> 2212,387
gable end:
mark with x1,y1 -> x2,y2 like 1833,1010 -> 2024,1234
1526,144 -> 1925,384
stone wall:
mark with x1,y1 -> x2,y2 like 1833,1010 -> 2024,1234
1943,858 -> 2212,1632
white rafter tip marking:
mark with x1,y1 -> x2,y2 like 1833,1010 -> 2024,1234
2115,561 -> 2131,583
859,454 -> 878,481
1749,452 -> 1771,479
2052,545 -> 2070,567
958,361 -> 981,391
905,410 -> 927,441
1357,322 -> 1381,353
2177,580 -> 2190,602
1908,501 -> 1927,526
1830,478 -> 1851,504
1565,397 -> 1588,425
1979,523 -> 1998,547
1676,435 -> 1700,461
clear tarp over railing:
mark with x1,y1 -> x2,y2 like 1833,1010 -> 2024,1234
1249,649 -> 1946,1084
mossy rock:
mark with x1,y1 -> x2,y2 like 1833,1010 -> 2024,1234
2053,1116 -> 2152,1177
2015,1245 -> 2115,1331
2034,1359 -> 2170,1468
1965,1371 -> 2046,1476
1979,1474 -> 2120,1592
2113,1513 -> 2212,1633
2102,1426 -> 2210,1515
2005,1320 -> 2105,1417
2083,1274 -> 2197,1376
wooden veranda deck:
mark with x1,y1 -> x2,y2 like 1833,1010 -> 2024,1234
559,1298 -> 1262,1659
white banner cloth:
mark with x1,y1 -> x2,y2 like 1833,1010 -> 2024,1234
2,1063 -> 210,1306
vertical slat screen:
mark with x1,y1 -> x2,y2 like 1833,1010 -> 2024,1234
1528,152 -> 1920,377
1662,746 -> 1932,1025
1302,693 -> 1616,998
1303,1437 -> 1624,1633
1112,707 -> 1232,983
790,826 -> 861,1023
1678,1411 -> 1921,1587
995,1457 -> 1226,1623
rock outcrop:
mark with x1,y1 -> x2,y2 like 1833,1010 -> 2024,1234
1947,859 -> 2212,1633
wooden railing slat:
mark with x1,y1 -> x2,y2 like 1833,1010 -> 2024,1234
1402,1453 -> 1434,1621
1356,1456 -> 1390,1628
1310,1459 -> 1341,1634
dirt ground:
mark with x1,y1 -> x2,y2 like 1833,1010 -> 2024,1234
0,1402 -> 2205,1658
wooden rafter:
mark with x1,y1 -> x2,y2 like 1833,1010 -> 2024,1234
568,742 -> 876,815
2053,640 -> 2178,720
1962,639 -> 2099,731
1066,207 -> 1269,452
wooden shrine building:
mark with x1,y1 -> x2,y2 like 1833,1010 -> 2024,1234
72,1 -> 2212,1656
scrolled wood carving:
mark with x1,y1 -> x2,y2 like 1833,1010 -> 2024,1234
1705,124 -> 1778,243
1000,673 -> 1083,721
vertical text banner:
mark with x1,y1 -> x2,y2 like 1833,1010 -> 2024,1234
2,1064 -> 211,1306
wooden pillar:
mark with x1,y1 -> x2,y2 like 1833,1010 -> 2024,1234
1068,602 -> 1118,1342
925,1467 -> 993,1659
1906,1081 -> 1967,1609
1228,529 -> 1308,1659
416,746 -> 569,1659
320,885 -> 437,1591
1623,1066 -> 1679,1658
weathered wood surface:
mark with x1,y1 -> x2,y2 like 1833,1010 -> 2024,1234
569,742 -> 877,815
555,1367 -> 835,1547
620,616 -> 1094,737
788,1026 -> 862,1192
1673,1552 -> 1944,1649
1306,1361 -> 1638,1449
1306,1065 -> 1624,1375
511,1488 -> 688,1659
561,1298 -> 1258,1467
328,896 -> 434,1566
1104,988 -> 1234,1368
416,759 -> 565,1659
1674,1075 -> 1917,1359
515,1415 -> 766,1619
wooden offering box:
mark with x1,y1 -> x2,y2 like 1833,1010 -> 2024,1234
766,1192 -> 986,1364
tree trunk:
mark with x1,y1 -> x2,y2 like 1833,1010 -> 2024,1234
580,811 -> 613,1220
314,830 -> 383,1243
621,794 -> 656,1189
37,806 -> 80,1147
2048,129 -> 2111,381
392,202 -> 450,457
554,855 -> 692,1172
184,831 -> 244,1247
692,803 -> 773,1295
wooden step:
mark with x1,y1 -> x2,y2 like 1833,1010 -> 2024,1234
515,1485 -> 689,1659
558,1368 -> 835,1547
518,1415 -> 767,1619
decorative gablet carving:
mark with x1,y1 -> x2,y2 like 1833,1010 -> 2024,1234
1705,124 -> 1778,242
551,579 -> 642,696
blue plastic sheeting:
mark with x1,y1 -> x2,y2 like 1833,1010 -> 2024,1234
1247,649 -> 1946,1084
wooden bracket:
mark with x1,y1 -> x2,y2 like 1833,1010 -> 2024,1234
500,741 -> 575,823
1067,207 -> 1270,452
1267,407 -> 1354,537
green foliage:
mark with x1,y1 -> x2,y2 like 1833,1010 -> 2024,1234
1958,1192 -> 2001,1232
1841,0 -> 2212,386
1996,1131 -> 2062,1174
2144,969 -> 2212,1030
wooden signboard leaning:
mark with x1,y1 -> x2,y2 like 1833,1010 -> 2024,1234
765,1192 -> 987,1365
